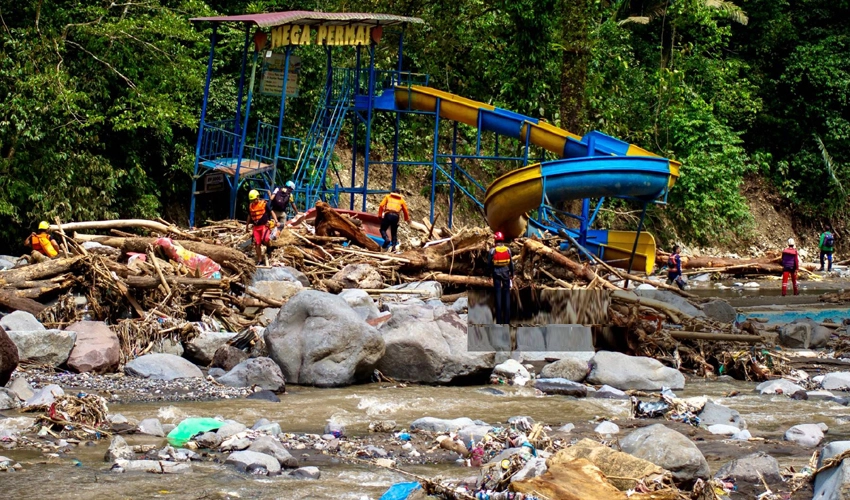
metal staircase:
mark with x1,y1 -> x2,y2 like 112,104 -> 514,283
292,71 -> 353,210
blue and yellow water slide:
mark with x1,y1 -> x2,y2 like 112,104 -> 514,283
391,85 -> 680,274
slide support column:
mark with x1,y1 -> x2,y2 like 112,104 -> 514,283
624,203 -> 649,287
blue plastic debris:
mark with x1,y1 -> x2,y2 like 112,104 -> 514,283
379,481 -> 421,500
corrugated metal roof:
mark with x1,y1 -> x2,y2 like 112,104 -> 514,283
190,11 -> 424,28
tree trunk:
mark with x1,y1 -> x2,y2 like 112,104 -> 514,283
0,289 -> 46,315
558,0 -> 589,133
0,256 -> 83,286
425,273 -> 493,288
313,201 -> 381,251
522,239 -> 615,289
398,229 -> 490,274
125,276 -> 229,290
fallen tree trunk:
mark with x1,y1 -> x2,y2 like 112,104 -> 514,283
612,289 -> 694,323
425,273 -> 493,288
0,256 -> 84,286
51,219 -> 176,235
399,229 -> 490,274
0,289 -> 46,315
314,201 -> 380,251
667,331 -> 765,343
125,276 -> 229,290
522,239 -> 617,289
657,251 -> 817,274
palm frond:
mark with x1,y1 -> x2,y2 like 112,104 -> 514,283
816,135 -> 846,195
705,0 -> 749,25
618,16 -> 651,25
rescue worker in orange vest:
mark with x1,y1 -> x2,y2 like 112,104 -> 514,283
245,189 -> 278,265
377,191 -> 410,253
25,221 -> 60,260
781,237 -> 800,297
487,231 -> 514,325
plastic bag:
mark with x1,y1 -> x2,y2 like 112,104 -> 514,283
379,482 -> 421,500
155,237 -> 222,279
166,417 -> 224,446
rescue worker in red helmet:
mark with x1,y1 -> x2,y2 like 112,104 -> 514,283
781,238 -> 800,296
487,231 -> 514,324
25,221 -> 60,262
245,189 -> 279,265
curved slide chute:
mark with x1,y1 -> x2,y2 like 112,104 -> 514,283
392,85 -> 680,274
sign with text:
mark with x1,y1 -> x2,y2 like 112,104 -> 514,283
260,54 -> 301,97
270,24 -> 379,47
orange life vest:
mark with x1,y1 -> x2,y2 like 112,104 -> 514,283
32,233 -> 58,258
249,200 -> 268,223
493,245 -> 511,266
384,194 -> 405,213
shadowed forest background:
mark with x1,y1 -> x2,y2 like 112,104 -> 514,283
0,0 -> 848,253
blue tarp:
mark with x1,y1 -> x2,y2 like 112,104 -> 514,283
379,482 -> 421,500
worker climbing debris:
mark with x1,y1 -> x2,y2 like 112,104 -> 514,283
24,221 -> 60,262
377,190 -> 410,253
488,231 -> 514,325
245,189 -> 278,265
271,181 -> 299,224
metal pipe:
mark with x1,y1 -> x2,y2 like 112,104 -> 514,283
189,26 -> 217,228
230,48 -> 259,219
624,203 -> 649,288
361,42 -> 376,212
430,99 -> 441,224
449,121 -> 458,227
350,46 -> 361,210
233,26 -> 251,141
271,46 -> 292,186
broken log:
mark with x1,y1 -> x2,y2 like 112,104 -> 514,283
0,289 -> 47,315
656,250 -> 817,274
612,290 -> 693,323
125,276 -> 229,290
50,219 -> 176,235
426,273 -> 493,288
522,239 -> 618,289
399,229 -> 490,274
0,256 -> 84,286
314,201 -> 380,251
667,331 -> 765,343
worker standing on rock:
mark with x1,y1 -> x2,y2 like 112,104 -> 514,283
666,245 -> 686,290
781,238 -> 800,296
819,225 -> 835,272
377,190 -> 410,253
271,181 -> 299,224
245,189 -> 278,265
488,232 -> 514,325
24,221 -> 60,262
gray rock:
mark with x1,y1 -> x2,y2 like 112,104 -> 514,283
217,357 -> 286,392
225,450 -> 281,474
510,457 -> 548,483
24,384 -> 64,407
594,421 -> 620,436
0,388 -> 17,410
249,280 -> 303,304
66,320 -> 120,373
0,311 -> 45,332
620,424 -> 710,483
410,417 -> 475,433
251,418 -> 271,430
253,266 -> 309,287
246,390 -> 280,402
332,263 -> 384,289
7,329 -> 76,367
732,429 -> 752,441
591,385 -> 627,399
247,435 -> 298,467
451,297 -> 469,313
255,423 -> 282,435
163,424 -> 176,435
364,445 -> 388,458
386,281 -> 443,299
265,290 -> 385,387
780,319 -> 832,349
105,435 -> 136,462
702,300 -> 737,323
153,338 -> 184,357
784,424 -> 824,448
632,290 -> 704,317
698,402 -> 746,430
338,289 -> 381,321
289,466 -> 320,479
208,367 -> 226,378
814,441 -> 850,498
493,359 -> 530,380
220,437 -> 251,451
459,425 -> 492,444
715,452 -> 782,488
184,331 -> 237,366
194,432 -> 221,449
216,422 -> 247,439
707,424 -> 741,436
808,390 -> 837,400
539,357 -> 588,382
534,378 -> 588,397
558,423 -> 575,433
822,372 -> 850,391
7,377 -> 34,400
138,418 -> 165,437
756,378 -> 805,395
376,310 -> 493,384
125,353 -> 203,381
114,459 -> 191,473
587,351 -> 685,391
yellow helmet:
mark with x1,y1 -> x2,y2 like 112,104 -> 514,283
248,189 -> 259,201
38,221 -> 50,230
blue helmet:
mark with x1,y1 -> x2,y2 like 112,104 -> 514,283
285,181 -> 296,190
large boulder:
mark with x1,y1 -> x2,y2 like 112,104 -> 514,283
410,417 -> 475,433
7,329 -> 76,367
620,424 -> 710,484
65,321 -> 120,373
0,327 -> 18,387
211,345 -> 248,371
247,436 -> 298,468
555,438 -> 669,491
184,331 -> 237,366
386,281 -> 443,300
375,309 -> 493,384
217,357 -> 286,392
24,384 -> 64,407
534,378 -> 588,398
265,290 -> 385,387
821,372 -> 850,391
715,452 -> 782,494
756,378 -> 805,395
632,290 -> 704,318
702,300 -> 737,324
0,311 -> 45,332
698,401 -> 746,430
253,266 -> 310,287
511,457 -> 627,499
124,353 -> 203,380
540,358 -> 589,382
814,441 -> 850,499
332,263 -> 383,289
225,450 -> 281,474
784,423 -> 825,448
0,388 -> 17,410
779,319 -> 832,349
587,351 -> 685,391
105,435 -> 136,462
249,280 -> 303,303
338,289 -> 381,321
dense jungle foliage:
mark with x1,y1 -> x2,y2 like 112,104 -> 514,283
0,0 -> 848,251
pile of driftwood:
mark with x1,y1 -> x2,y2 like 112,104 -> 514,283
655,249 -> 819,276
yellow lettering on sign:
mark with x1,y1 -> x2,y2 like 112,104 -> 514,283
334,26 -> 345,46
299,25 -> 311,45
289,25 -> 301,45
273,26 -> 291,47
316,25 -> 327,45
344,25 -> 356,45
326,25 -> 335,45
